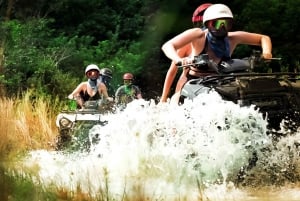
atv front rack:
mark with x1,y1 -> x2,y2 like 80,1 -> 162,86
60,109 -> 102,115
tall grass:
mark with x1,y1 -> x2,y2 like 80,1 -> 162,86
0,91 -> 154,201
0,169 -> 158,201
0,90 -> 59,160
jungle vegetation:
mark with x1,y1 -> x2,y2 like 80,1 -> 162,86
0,0 -> 299,101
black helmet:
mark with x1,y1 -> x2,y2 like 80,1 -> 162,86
100,68 -> 113,78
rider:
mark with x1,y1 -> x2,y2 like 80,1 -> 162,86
115,72 -> 142,105
99,67 -> 114,95
160,3 -> 212,103
161,4 -> 272,103
68,64 -> 113,108
99,67 -> 113,87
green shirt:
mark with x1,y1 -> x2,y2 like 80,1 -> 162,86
115,85 -> 141,105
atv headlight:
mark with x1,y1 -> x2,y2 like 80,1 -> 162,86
59,117 -> 72,128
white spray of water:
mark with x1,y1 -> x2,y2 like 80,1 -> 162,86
14,91 -> 300,200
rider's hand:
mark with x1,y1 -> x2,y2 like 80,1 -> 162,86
176,57 -> 194,66
262,53 -> 272,60
107,97 -> 114,102
160,97 -> 167,103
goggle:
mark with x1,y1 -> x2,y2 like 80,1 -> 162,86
208,19 -> 232,30
124,79 -> 132,85
86,70 -> 99,77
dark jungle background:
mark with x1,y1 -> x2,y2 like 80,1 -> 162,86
0,0 -> 299,101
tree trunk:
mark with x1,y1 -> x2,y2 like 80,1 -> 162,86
5,0 -> 14,21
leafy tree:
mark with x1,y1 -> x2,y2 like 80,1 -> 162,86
2,19 -> 78,98
0,0 -> 299,100
237,0 -> 300,69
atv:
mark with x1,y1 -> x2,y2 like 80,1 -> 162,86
178,53 -> 300,131
55,100 -> 108,151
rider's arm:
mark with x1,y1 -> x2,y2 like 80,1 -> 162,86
161,28 -> 204,63
99,83 -> 113,102
229,31 -> 272,59
68,82 -> 85,108
68,82 -> 85,99
261,35 -> 272,59
134,85 -> 143,99
160,44 -> 192,103
114,86 -> 123,103
160,61 -> 178,102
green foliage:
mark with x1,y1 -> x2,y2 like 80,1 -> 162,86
0,169 -> 57,201
0,0 -> 160,100
2,19 -> 77,98
46,0 -> 147,45
0,0 -> 299,101
109,42 -> 147,88
0,16 -> 150,99
238,0 -> 300,68
0,0 -> 161,100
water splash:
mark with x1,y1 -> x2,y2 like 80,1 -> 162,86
12,91 -> 300,199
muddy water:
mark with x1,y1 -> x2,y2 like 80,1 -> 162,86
6,92 -> 300,200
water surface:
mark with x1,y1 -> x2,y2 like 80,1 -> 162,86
8,92 -> 300,200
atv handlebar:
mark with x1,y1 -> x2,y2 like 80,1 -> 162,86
175,52 -> 282,74
176,55 -> 281,68
175,54 -> 213,68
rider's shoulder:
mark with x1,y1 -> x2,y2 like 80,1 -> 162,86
98,81 -> 106,87
133,85 -> 141,91
117,85 -> 126,90
228,31 -> 254,38
78,82 -> 87,87
182,27 -> 205,36
192,27 -> 206,36
228,31 -> 262,45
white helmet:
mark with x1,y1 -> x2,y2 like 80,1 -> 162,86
85,64 -> 100,74
203,4 -> 233,25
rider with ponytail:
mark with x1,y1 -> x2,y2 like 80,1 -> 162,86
160,3 -> 212,103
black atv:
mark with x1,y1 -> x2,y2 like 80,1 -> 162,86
178,53 -> 300,131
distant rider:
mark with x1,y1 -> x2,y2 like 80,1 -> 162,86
68,64 -> 113,108
115,72 -> 142,105
99,67 -> 113,87
99,67 -> 114,95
